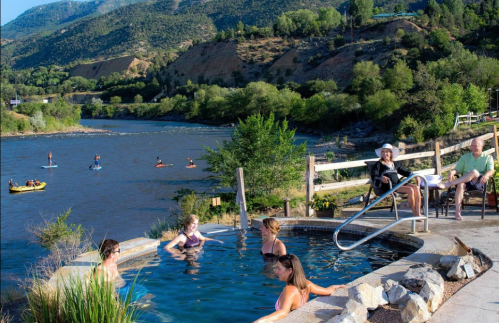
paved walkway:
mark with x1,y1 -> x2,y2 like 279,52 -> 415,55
267,204 -> 499,323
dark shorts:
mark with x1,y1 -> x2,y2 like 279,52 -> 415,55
95,160 -> 99,165
465,175 -> 484,191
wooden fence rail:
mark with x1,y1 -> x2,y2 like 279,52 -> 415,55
305,125 -> 499,216
453,111 -> 498,129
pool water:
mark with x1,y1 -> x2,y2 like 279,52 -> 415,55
120,229 -> 417,323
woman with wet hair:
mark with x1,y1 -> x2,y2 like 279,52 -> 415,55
260,218 -> 286,259
253,254 -> 347,323
164,214 -> 223,251
93,239 -> 124,287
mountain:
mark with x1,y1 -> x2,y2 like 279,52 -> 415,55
1,0 -> 345,69
1,0 -> 152,40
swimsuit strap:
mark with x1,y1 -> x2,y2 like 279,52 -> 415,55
271,237 -> 277,255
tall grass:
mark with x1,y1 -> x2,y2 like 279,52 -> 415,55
23,274 -> 140,323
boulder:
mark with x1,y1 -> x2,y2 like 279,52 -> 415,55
447,258 -> 467,281
327,312 -> 358,323
401,264 -> 444,291
348,283 -> 388,310
438,255 -> 458,270
419,281 -> 443,313
401,294 -> 432,323
387,283 -> 412,306
383,279 -> 399,292
327,299 -> 367,323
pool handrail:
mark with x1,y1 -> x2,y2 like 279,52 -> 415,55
333,174 -> 429,251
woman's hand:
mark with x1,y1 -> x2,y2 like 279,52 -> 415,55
382,176 -> 389,184
326,284 -> 348,295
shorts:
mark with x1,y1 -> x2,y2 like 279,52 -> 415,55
465,175 -> 484,191
95,160 -> 99,165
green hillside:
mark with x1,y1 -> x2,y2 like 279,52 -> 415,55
1,0 -> 151,40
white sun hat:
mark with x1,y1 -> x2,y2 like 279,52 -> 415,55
375,143 -> 400,159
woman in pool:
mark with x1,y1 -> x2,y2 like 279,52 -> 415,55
164,214 -> 223,251
93,239 -> 125,288
260,218 -> 286,259
253,254 -> 347,323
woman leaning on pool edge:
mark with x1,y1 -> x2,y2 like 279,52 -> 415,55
164,214 -> 223,251
253,254 -> 347,323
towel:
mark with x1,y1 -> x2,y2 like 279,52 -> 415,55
420,175 -> 442,187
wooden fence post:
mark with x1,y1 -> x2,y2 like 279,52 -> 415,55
491,125 -> 499,162
432,141 -> 442,175
306,155 -> 315,217
236,167 -> 248,229
398,142 -> 406,155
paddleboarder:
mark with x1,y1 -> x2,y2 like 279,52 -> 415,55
187,157 -> 194,167
48,151 -> 52,166
94,154 -> 100,169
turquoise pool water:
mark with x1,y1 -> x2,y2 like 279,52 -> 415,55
120,229 -> 417,322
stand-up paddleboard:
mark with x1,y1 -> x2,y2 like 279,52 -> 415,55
186,165 -> 196,168
155,164 -> 173,168
90,166 -> 102,171
41,165 -> 58,168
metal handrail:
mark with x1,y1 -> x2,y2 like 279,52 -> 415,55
333,174 -> 429,251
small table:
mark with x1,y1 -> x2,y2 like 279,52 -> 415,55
424,186 -> 444,217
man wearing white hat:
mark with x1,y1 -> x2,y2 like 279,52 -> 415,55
371,143 -> 422,218
437,138 -> 494,220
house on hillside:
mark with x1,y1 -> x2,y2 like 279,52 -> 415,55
373,12 -> 419,20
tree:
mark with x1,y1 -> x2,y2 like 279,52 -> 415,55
201,113 -> 306,197
383,60 -> 413,95
349,0 -> 374,26
134,94 -> 143,104
110,96 -> 122,105
363,89 -> 401,126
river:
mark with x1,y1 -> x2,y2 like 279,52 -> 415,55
0,119 -> 315,292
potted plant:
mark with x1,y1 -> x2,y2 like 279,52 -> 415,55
486,160 -> 499,207
310,193 -> 338,218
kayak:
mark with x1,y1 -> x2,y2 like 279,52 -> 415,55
155,164 -> 173,168
9,182 -> 46,193
90,166 -> 102,171
41,165 -> 58,168
186,165 -> 197,168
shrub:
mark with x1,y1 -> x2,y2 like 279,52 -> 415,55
309,193 -> 338,211
27,208 -> 83,248
28,111 -> 46,131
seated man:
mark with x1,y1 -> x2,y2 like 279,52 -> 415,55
437,138 -> 494,220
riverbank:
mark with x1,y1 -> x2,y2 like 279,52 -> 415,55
1,125 -> 112,138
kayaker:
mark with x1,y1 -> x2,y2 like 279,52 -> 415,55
157,157 -> 163,165
48,151 -> 52,166
26,179 -> 33,187
94,154 -> 100,169
187,157 -> 194,167
34,179 -> 40,186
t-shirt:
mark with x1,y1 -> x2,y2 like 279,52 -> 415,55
455,152 -> 493,175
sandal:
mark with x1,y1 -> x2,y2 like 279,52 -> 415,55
455,216 -> 463,221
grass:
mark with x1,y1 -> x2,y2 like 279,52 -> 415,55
22,274 -> 141,323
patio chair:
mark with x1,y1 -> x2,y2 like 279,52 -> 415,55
444,177 -> 498,219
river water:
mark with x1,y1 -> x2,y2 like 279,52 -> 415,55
0,119 -> 315,292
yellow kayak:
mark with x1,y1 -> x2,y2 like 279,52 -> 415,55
9,182 -> 46,193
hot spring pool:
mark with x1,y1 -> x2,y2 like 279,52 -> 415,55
120,229 -> 418,322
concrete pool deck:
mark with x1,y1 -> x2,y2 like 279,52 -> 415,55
240,207 -> 499,323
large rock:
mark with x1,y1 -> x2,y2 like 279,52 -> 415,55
401,294 -> 432,323
383,279 -> 399,292
419,281 -> 443,313
348,283 -> 388,310
447,258 -> 467,281
387,283 -> 412,306
401,264 -> 444,291
327,299 -> 367,323
438,255 -> 458,270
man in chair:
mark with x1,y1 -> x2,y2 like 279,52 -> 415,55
437,138 -> 494,220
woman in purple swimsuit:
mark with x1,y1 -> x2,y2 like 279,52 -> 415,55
253,254 -> 347,323
164,214 -> 223,252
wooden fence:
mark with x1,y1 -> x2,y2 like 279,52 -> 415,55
453,110 -> 498,129
305,125 -> 499,216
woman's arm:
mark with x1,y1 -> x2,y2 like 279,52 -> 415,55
253,287 -> 296,323
395,162 -> 412,178
197,232 -> 224,244
307,280 -> 347,296
164,234 -> 185,250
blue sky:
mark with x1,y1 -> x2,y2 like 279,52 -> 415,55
1,0 -> 85,26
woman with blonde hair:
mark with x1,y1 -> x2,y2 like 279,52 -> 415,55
164,214 -> 223,251
260,218 -> 286,259
253,254 -> 346,323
